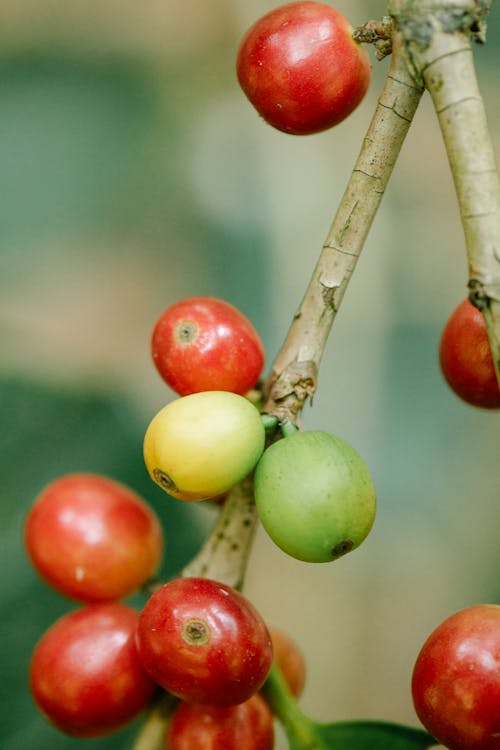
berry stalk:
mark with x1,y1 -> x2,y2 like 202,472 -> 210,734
262,664 -> 324,750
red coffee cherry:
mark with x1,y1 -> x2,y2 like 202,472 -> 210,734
136,577 -> 273,705
439,298 -> 500,409
412,604 -> 500,750
167,694 -> 274,750
237,1 -> 371,135
25,473 -> 163,602
30,603 -> 156,737
151,296 -> 264,396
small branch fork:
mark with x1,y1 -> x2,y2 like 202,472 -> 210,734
144,2 -> 500,600
262,0 -> 500,424
133,2 -> 499,747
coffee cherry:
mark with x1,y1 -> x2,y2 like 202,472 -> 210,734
151,296 -> 265,396
143,391 -> 265,501
30,603 -> 156,737
439,298 -> 500,409
25,473 -> 163,602
167,694 -> 274,750
237,1 -> 371,135
136,577 -> 273,705
412,604 -> 500,750
254,430 -> 376,562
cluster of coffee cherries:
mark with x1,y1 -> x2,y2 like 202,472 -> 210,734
146,295 -> 377,563
24,469 -> 305,745
25,286 -> 497,742
24,291 -> 371,745
23,292 -> 307,747
24,1 -> 499,747
25,472 -> 162,738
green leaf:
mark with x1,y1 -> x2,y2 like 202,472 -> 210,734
296,720 -> 436,750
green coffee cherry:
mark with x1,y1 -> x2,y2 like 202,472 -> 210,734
254,430 -> 376,562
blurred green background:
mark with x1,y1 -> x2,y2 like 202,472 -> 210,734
1,2 -> 499,748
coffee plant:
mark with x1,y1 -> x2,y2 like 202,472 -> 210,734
23,1 -> 500,749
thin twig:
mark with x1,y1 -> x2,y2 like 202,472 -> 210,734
262,28 -> 425,423
392,0 -> 500,386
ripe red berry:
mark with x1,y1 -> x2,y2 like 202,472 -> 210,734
30,603 -> 156,737
25,473 -> 164,602
411,604 -> 500,750
439,298 -> 500,409
237,1 -> 371,135
167,694 -> 274,750
151,296 -> 265,396
136,577 -> 273,705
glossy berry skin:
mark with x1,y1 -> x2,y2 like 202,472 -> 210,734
30,603 -> 156,738
167,694 -> 274,750
237,1 -> 371,135
151,297 -> 265,396
412,604 -> 500,750
136,577 -> 273,705
25,473 -> 163,602
269,626 -> 306,698
143,391 -> 265,501
254,430 -> 376,562
439,298 -> 500,409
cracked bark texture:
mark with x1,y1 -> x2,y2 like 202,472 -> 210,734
262,31 -> 424,423
263,0 -> 500,421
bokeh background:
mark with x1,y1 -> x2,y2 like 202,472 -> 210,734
1,1 -> 499,748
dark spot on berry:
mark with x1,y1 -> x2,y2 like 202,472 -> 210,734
331,540 -> 354,558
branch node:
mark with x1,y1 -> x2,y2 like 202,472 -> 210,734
353,16 -> 394,60
264,361 -> 318,423
468,278 -> 490,311
319,276 -> 340,312
391,1 -> 491,51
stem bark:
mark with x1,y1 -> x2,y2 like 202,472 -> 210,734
180,474 -> 258,590
390,0 -> 500,384
262,30 -> 424,423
